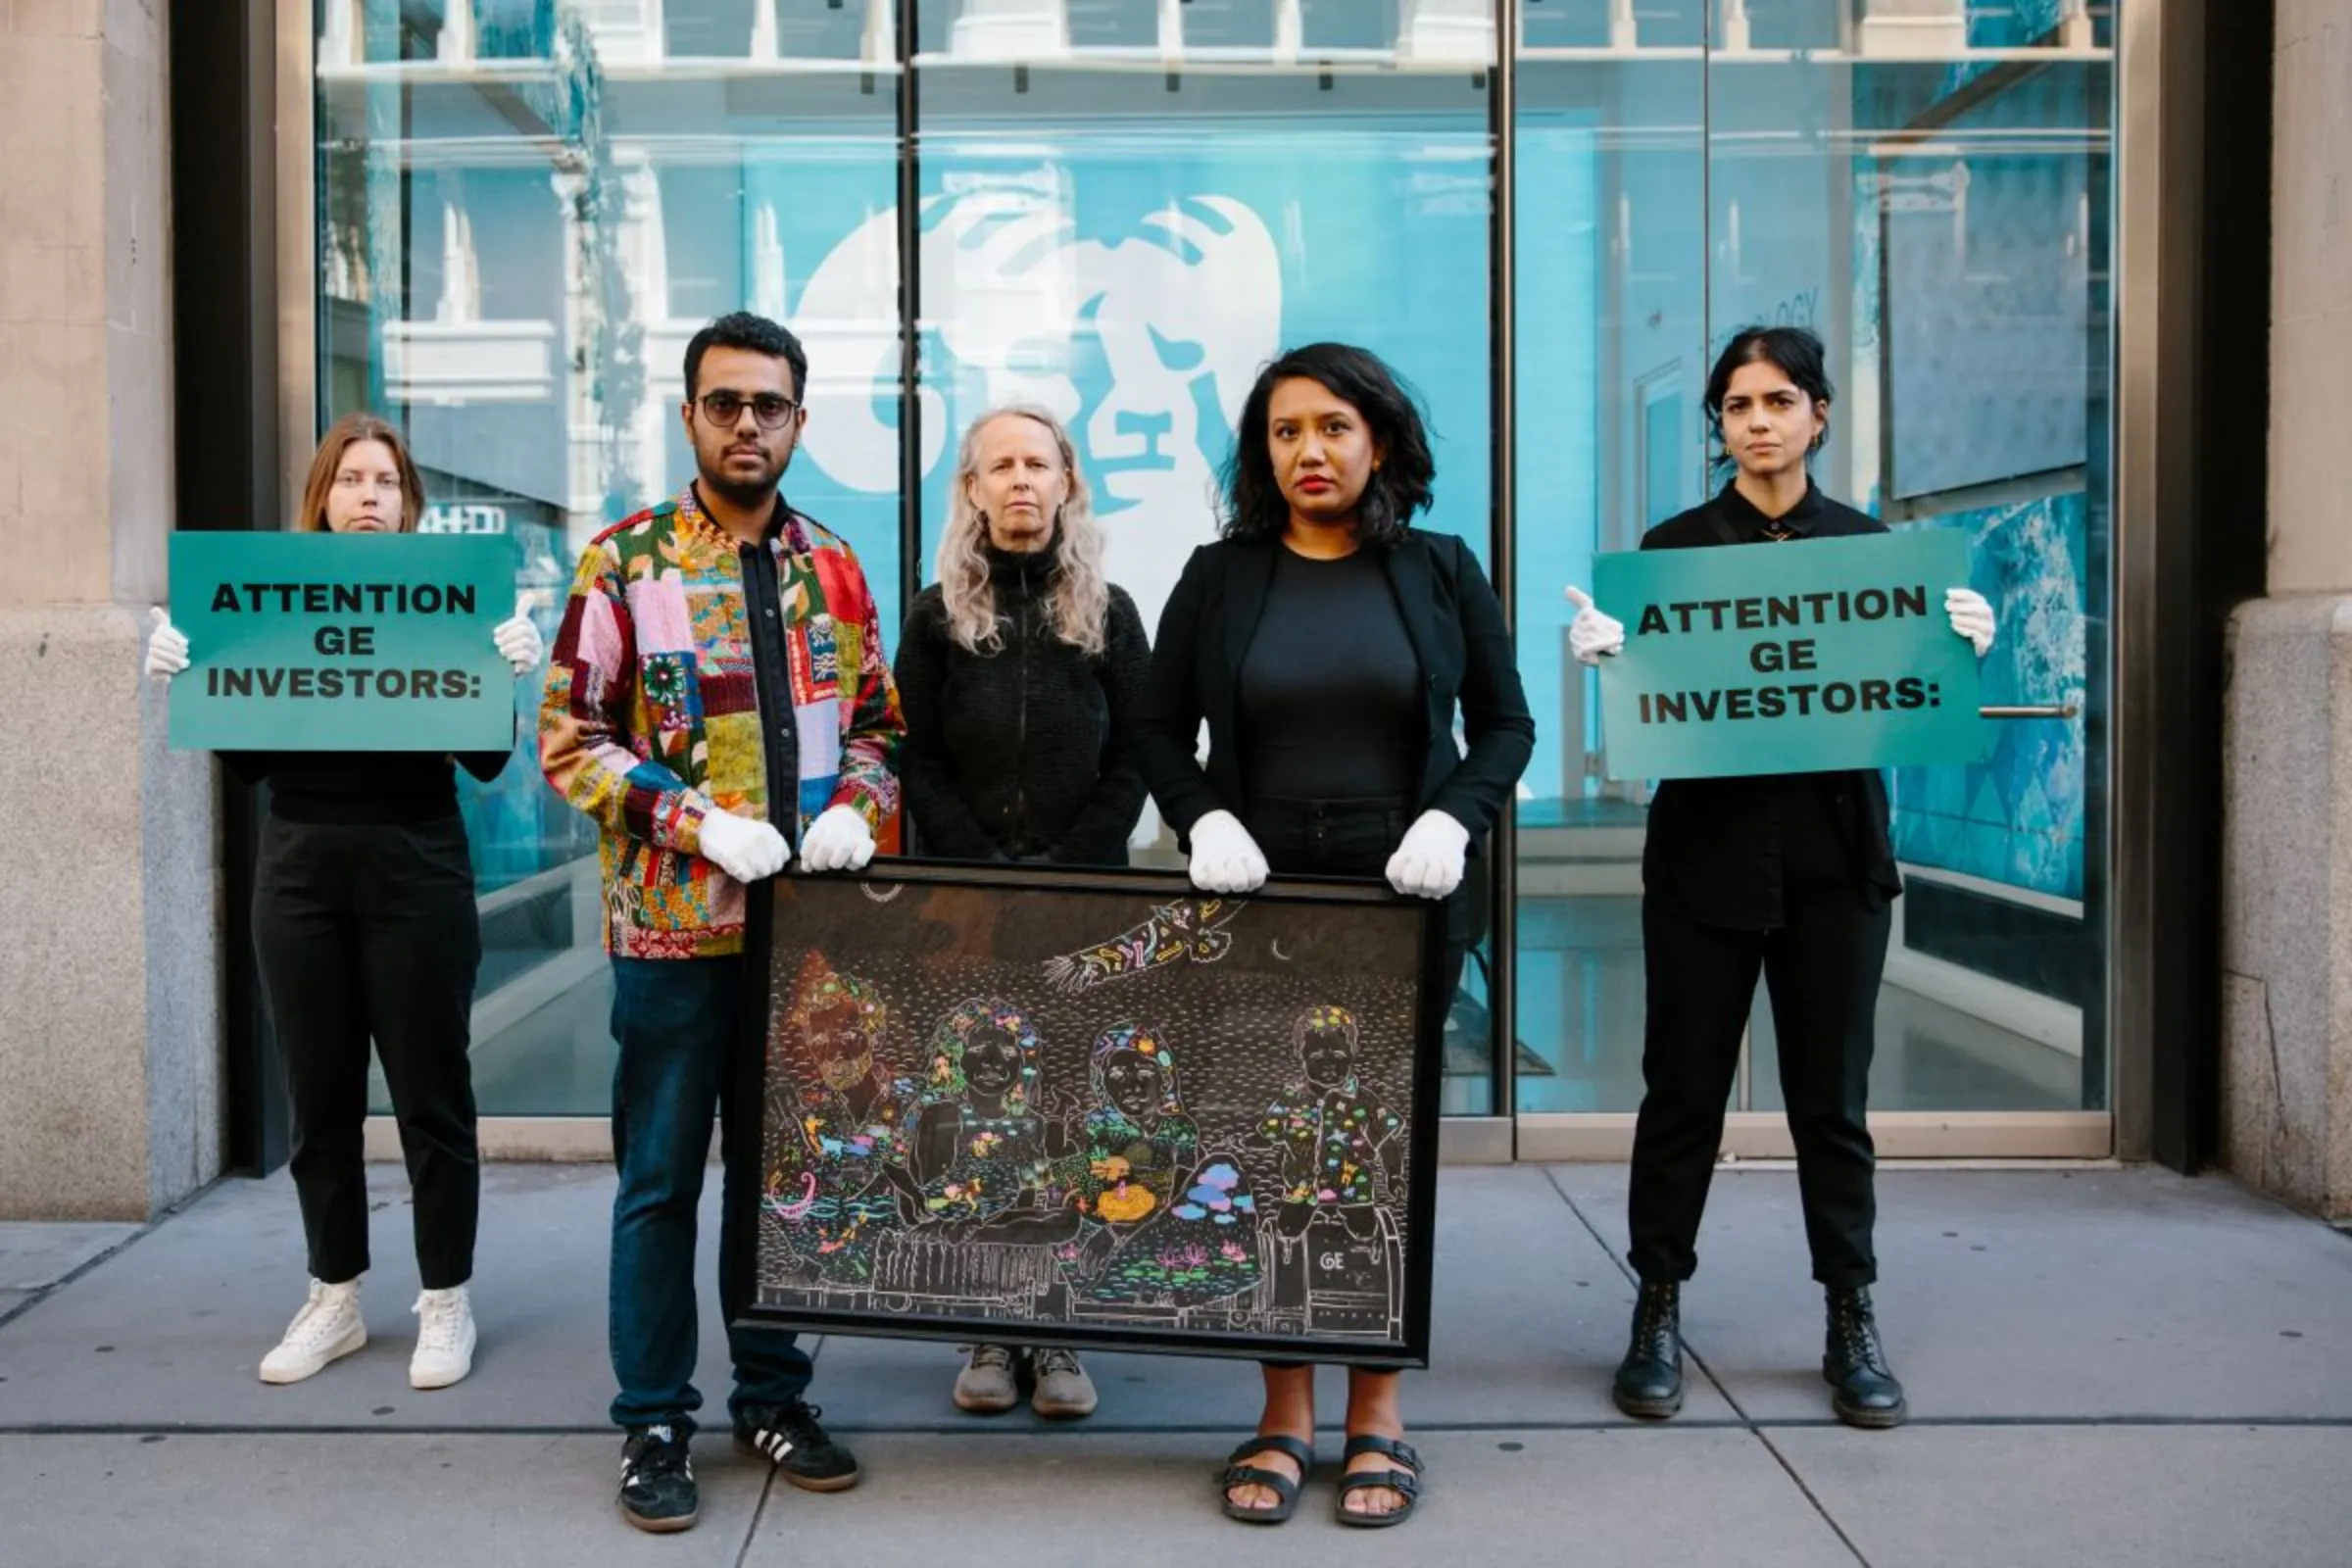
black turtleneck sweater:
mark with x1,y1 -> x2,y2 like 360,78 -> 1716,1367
894,548 -> 1152,864
1636,479 -> 1904,929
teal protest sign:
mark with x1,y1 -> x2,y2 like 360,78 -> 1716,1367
1592,529 -> 1983,781
167,532 -> 514,752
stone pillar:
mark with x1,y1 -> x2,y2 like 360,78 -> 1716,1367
0,3 -> 221,1219
2222,0 -> 2352,1223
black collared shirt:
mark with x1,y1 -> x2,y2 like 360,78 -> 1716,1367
1635,481 -> 1900,930
696,483 -> 804,847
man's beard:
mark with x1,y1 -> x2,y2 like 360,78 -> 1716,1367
698,451 -> 784,511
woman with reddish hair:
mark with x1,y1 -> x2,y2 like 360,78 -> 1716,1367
143,413 -> 543,1392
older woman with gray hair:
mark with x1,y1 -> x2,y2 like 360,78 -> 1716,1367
892,403 -> 1152,1418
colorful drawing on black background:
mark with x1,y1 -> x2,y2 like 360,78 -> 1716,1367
1041,896 -> 1240,993
732,865 -> 1442,1366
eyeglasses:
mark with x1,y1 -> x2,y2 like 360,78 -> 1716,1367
697,391 -> 801,430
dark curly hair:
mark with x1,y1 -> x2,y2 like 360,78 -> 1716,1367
1704,325 -> 1833,475
684,311 -> 809,403
1219,343 -> 1435,547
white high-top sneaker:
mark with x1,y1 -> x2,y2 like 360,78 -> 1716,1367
409,1284 -> 476,1390
258,1278 -> 367,1385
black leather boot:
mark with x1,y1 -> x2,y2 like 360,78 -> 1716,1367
1822,1286 -> 1907,1429
1611,1281 -> 1684,1419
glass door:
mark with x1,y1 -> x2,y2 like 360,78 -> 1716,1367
1510,0 -> 1708,1127
1512,0 -> 2115,1159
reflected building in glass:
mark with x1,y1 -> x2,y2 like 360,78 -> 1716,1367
303,0 -> 2117,1154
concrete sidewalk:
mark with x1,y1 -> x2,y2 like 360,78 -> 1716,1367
3,1162 -> 2349,1566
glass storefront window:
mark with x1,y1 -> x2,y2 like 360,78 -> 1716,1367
319,0 -> 901,1113
909,0 -> 1501,1112
1510,3 -> 1706,1114
1741,26 -> 2111,1116
1510,0 -> 2114,1127
303,2 -> 2114,1141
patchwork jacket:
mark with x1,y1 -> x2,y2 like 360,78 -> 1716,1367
540,486 -> 905,958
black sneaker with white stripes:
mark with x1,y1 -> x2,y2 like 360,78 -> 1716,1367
618,1424 -> 698,1534
733,1399 -> 861,1493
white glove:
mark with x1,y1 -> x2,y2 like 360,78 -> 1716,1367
1186,808 -> 1268,895
1945,586 -> 1996,658
699,808 -> 790,883
800,803 -> 877,873
144,607 -> 189,681
1386,808 -> 1470,900
1564,585 -> 1626,665
492,592 -> 544,675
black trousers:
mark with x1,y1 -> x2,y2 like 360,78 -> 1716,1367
1626,887 -> 1890,1290
253,814 -> 483,1290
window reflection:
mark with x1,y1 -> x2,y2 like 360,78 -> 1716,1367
664,0 -> 756,58
322,2 -> 903,1114
310,2 -> 2115,1127
1510,0 -> 2114,1121
909,3 -> 1502,1110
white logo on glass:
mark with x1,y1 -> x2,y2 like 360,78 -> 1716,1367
795,184 -> 1283,627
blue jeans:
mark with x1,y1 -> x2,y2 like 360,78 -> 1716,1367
608,956 -> 811,1434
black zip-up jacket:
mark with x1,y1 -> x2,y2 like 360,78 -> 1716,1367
894,549 -> 1152,865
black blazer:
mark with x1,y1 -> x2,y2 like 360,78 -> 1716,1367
1639,483 -> 1904,924
1135,531 -> 1536,845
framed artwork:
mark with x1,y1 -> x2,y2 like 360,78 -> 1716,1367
724,861 -> 1446,1368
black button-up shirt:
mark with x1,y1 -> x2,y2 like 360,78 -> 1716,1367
724,487 -> 803,849
1635,481 -> 1902,931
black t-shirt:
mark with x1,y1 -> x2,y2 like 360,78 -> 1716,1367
224,748 -> 514,824
1237,547 -> 1422,803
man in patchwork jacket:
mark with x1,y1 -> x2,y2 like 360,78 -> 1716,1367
540,312 -> 903,1537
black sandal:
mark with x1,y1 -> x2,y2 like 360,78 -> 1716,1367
1219,1433 -> 1313,1525
1335,1434 -> 1422,1529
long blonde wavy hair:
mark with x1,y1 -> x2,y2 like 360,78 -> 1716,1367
936,405 -> 1111,657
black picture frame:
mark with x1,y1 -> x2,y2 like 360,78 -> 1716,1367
723,858 -> 1446,1369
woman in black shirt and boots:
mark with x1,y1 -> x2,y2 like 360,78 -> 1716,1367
143,413 -> 543,1392
1137,343 -> 1534,1528
894,403 -> 1152,1421
1565,326 -> 1997,1431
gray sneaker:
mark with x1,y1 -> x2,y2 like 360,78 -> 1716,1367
954,1344 -> 1020,1414
1029,1346 -> 1098,1420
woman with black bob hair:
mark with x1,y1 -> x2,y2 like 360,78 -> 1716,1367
1136,342 -> 1534,1529
1564,325 -> 1996,1433
1220,342 -> 1436,547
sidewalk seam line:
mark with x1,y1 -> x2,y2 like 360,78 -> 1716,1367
1542,1163 -> 1753,1421
1752,1426 -> 1874,1568
0,1178 -> 225,1334
734,1466 -> 775,1568
10,1416 -> 2352,1438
